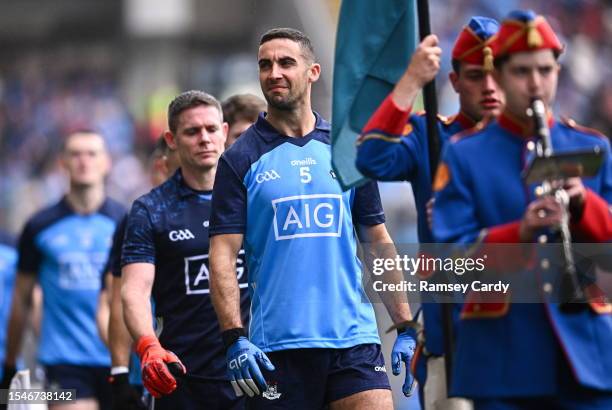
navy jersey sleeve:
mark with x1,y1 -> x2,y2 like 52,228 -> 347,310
105,215 -> 128,277
352,180 -> 385,226
121,200 -> 156,266
16,219 -> 42,275
209,156 -> 247,235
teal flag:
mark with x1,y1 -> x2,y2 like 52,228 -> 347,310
331,0 -> 417,190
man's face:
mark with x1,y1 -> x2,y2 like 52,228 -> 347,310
450,63 -> 504,121
495,49 -> 560,120
257,38 -> 320,110
61,133 -> 110,188
166,105 -> 227,172
225,119 -> 253,148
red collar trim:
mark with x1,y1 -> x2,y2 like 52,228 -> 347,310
498,110 -> 554,137
455,111 -> 478,130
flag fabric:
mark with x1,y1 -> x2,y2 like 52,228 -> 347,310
331,0 -> 418,190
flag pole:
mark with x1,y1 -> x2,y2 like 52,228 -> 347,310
416,0 -> 454,393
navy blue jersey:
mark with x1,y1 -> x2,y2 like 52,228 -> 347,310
17,197 -> 125,366
0,231 -> 17,373
121,170 -> 249,379
103,215 -> 127,281
210,112 -> 385,352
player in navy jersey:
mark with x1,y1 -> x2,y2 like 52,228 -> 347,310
96,137 -> 180,410
121,91 -> 249,410
2,130 -> 125,410
209,28 -> 415,410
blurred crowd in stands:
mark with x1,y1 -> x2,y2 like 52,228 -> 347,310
1,0 -> 610,241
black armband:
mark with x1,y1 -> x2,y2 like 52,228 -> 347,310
222,328 -> 247,350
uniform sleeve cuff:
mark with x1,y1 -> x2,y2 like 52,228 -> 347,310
484,221 -> 521,243
572,189 -> 612,242
361,94 -> 412,136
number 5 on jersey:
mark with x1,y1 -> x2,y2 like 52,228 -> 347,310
300,166 -> 312,183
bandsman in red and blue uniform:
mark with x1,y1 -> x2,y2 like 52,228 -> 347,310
433,10 -> 612,409
356,16 -> 503,243
355,16 -> 503,405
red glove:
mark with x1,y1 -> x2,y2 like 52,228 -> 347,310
135,335 -> 186,398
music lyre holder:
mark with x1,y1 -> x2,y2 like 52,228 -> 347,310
522,147 -> 603,185
523,99 -> 604,312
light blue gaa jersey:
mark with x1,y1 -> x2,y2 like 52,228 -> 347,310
18,197 -> 125,366
0,231 -> 17,378
210,112 -> 385,352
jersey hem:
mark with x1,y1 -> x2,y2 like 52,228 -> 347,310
257,335 -> 381,352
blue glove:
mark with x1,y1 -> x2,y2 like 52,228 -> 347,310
227,336 -> 275,397
391,326 -> 417,397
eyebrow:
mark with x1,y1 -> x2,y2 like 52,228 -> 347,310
258,55 -> 297,64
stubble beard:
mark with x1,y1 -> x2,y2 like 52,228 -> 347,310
265,85 -> 307,112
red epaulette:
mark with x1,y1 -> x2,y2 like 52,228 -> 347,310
414,111 -> 454,126
448,118 -> 490,143
561,117 -> 607,139
437,113 -> 455,125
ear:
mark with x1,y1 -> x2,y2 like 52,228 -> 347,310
164,130 -> 177,150
222,122 -> 229,142
308,63 -> 321,83
449,71 -> 459,92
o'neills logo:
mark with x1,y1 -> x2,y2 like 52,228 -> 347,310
290,157 -> 317,166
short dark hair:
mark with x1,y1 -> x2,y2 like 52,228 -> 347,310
222,94 -> 266,127
167,90 -> 222,133
259,27 -> 315,62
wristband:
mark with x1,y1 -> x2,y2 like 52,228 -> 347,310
222,328 -> 247,350
111,366 -> 130,376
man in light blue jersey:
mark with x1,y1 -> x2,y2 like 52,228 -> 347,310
209,28 -> 416,410
2,130 -> 125,410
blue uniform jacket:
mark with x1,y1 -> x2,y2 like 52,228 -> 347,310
355,95 -> 476,379
433,112 -> 612,398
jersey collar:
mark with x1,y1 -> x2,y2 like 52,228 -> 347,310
60,195 -> 111,216
174,169 -> 213,198
254,111 -> 331,143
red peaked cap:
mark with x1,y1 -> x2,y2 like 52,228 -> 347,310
490,10 -> 563,58
451,16 -> 499,71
